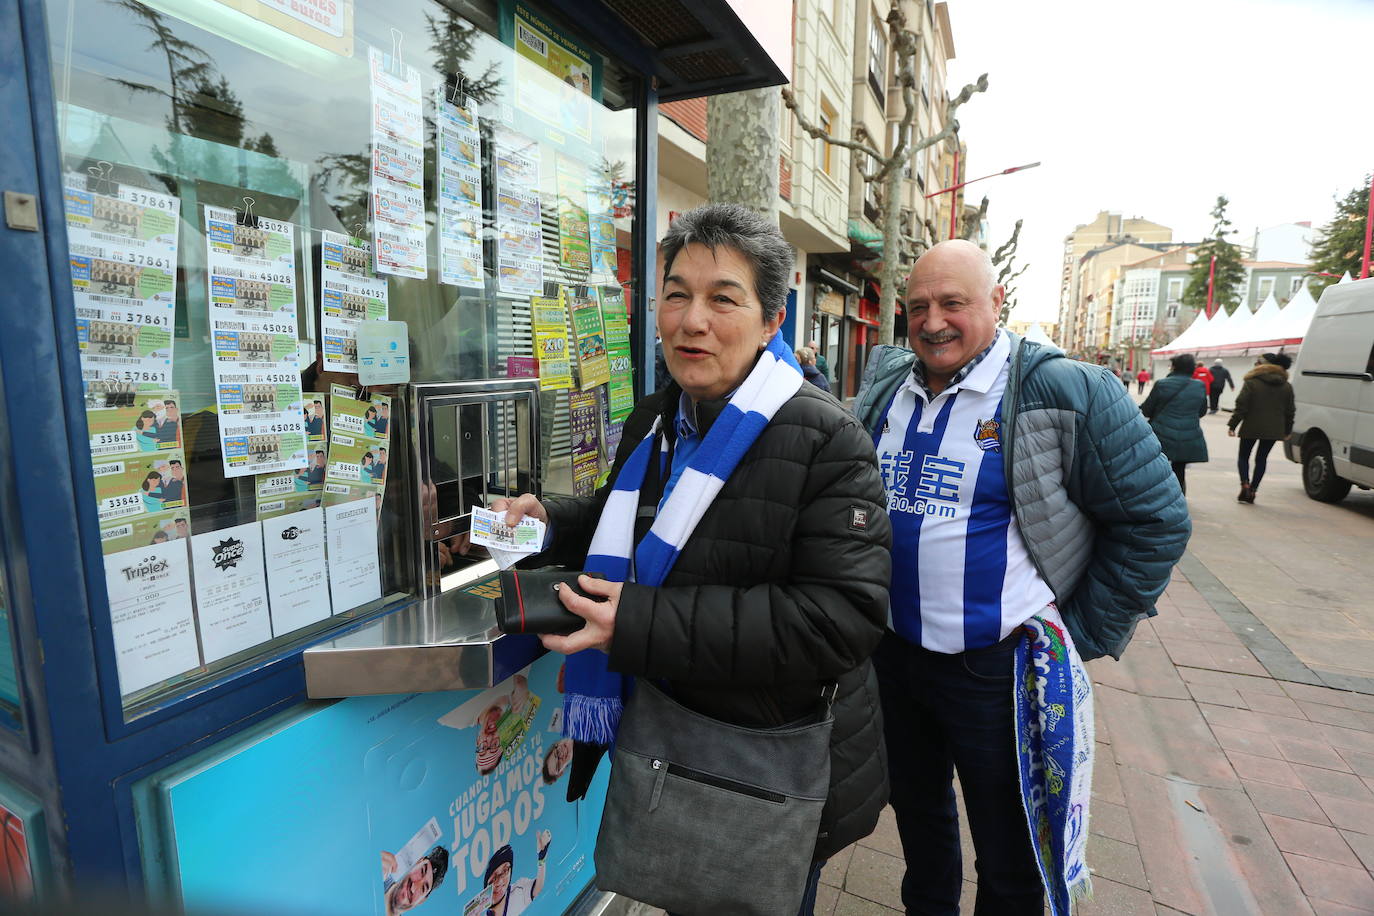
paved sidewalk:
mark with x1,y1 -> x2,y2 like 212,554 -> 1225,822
814,566 -> 1374,916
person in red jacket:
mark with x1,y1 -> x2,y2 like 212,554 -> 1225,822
1191,359 -> 1214,394
1135,368 -> 1151,394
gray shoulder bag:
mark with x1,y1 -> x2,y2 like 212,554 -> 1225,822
594,679 -> 835,916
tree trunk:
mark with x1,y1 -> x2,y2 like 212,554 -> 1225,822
877,171 -> 904,346
706,88 -> 780,222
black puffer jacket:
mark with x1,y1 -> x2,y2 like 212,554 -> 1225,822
538,381 -> 892,860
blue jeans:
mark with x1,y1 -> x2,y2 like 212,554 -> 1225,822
874,631 -> 1044,916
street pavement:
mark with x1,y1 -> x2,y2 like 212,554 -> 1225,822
621,390 -> 1374,915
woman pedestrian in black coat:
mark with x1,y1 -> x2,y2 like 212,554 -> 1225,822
491,204 -> 892,915
1141,353 -> 1209,494
1228,352 -> 1296,503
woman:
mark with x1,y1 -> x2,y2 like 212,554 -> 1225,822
1228,352 -> 1295,503
1141,353 -> 1208,493
134,410 -> 160,451
493,204 -> 891,915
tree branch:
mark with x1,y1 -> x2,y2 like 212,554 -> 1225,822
992,219 -> 1024,264
781,88 -> 883,162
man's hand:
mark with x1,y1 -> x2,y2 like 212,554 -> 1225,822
537,829 -> 552,856
1228,428 -> 1237,437
488,493 -> 549,527
539,575 -> 621,655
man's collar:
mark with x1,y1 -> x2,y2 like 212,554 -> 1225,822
908,330 -> 1006,399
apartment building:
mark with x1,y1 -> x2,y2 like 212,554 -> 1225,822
1058,211 -> 1173,353
657,0 -> 960,397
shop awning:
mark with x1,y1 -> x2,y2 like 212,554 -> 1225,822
591,0 -> 791,101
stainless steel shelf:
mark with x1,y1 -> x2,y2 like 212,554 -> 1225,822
303,563 -> 545,697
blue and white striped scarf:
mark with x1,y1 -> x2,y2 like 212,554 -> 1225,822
563,332 -> 804,744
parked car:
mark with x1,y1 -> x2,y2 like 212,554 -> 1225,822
1285,278 -> 1374,502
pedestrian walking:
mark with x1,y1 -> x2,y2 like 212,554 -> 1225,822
853,240 -> 1190,916
1141,353 -> 1209,494
1136,367 -> 1151,394
1208,359 -> 1235,414
1228,352 -> 1295,503
1191,358 -> 1214,394
795,346 -> 831,393
493,204 -> 891,916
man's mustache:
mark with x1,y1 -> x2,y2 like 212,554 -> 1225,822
919,331 -> 960,344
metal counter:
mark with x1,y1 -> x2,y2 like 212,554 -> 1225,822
303,560 -> 545,697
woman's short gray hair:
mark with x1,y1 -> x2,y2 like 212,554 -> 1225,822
661,204 -> 792,323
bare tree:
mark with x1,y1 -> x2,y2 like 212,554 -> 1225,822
784,1 -> 987,345
991,219 -> 1027,324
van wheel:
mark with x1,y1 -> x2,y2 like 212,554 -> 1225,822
1303,441 -> 1352,503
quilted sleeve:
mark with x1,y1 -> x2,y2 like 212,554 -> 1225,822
1063,369 -> 1192,660
609,414 -> 892,686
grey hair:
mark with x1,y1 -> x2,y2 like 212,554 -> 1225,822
661,204 -> 792,322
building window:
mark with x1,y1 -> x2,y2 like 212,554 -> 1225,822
819,97 -> 837,177
1290,275 -> 1303,295
1257,276 -> 1274,301
1167,278 -> 1182,301
920,56 -> 930,108
1167,303 -> 1179,319
867,14 -> 887,103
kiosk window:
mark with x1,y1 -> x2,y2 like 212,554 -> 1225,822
45,0 -> 640,716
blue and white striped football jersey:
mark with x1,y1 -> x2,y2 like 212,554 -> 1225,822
874,331 -> 1054,653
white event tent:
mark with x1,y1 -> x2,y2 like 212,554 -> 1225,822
1150,284 -> 1321,410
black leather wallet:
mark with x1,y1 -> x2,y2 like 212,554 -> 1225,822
495,568 -> 606,635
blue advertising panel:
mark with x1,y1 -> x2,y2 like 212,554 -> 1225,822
158,652 -> 606,915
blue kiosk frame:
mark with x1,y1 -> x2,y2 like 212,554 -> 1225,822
0,0 -> 786,904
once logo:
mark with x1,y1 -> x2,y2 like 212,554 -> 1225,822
211,537 -> 246,571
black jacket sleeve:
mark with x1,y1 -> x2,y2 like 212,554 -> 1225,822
607,412 -> 892,686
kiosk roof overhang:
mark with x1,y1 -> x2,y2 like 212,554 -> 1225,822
588,0 -> 791,101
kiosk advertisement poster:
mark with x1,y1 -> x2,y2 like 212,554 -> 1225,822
85,389 -> 189,555
325,386 -> 391,505
62,174 -> 180,390
513,4 -> 595,143
164,654 -> 606,916
569,389 -> 601,497
203,206 -> 308,478
554,156 -> 590,273
321,231 -> 389,372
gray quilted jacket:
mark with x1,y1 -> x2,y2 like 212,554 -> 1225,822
853,334 -> 1191,660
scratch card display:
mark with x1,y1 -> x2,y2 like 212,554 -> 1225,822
62,174 -> 180,389
203,206 -> 308,478
436,93 -> 485,288
494,128 -> 543,296
369,46 -> 427,279
321,231 -> 389,373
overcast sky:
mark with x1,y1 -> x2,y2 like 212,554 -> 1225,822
944,0 -> 1374,324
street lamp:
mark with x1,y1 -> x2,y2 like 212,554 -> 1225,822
925,160 -> 1042,240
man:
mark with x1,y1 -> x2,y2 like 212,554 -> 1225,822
156,399 -> 180,444
381,845 -> 449,914
160,459 -> 186,505
482,832 -> 550,916
1208,359 -> 1234,413
375,402 -> 391,436
1136,367 -> 1151,394
372,447 -> 388,483
304,399 -> 325,436
853,240 -> 1190,915
807,338 -> 830,382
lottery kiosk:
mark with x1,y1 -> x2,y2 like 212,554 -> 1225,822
0,0 -> 786,910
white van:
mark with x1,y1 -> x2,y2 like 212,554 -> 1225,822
1286,277 -> 1374,502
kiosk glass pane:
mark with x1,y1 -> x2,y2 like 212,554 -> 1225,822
43,0 -> 640,716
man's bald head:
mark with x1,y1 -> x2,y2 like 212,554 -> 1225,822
910,239 -> 997,296
903,239 -> 1005,394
